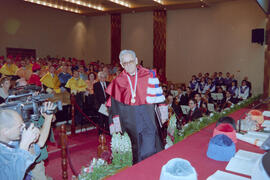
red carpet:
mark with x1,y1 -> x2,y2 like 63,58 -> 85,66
45,129 -> 111,179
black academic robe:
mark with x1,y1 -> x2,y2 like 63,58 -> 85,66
109,97 -> 163,164
106,66 -> 165,164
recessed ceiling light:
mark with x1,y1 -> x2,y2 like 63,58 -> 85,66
108,0 -> 131,8
153,0 -> 164,5
24,0 -> 82,14
62,0 -> 105,11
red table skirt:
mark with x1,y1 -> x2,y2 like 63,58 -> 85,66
107,108 -> 267,180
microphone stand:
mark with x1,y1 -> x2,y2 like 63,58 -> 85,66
238,97 -> 270,133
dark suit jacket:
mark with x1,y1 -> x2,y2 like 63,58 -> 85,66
93,81 -> 110,109
185,107 -> 202,123
178,93 -> 189,105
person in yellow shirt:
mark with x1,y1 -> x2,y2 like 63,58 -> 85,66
25,58 -> 33,71
65,69 -> 87,125
40,61 -> 51,78
65,69 -> 87,94
0,57 -> 18,76
40,66 -> 61,93
16,60 -> 32,81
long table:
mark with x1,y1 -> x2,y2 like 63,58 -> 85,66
107,108 -> 267,180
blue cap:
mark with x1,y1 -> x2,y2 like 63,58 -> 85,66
160,158 -> 197,180
207,134 -> 236,162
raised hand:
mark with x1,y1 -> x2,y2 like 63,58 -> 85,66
20,123 -> 40,151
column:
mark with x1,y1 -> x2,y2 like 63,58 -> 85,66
264,15 -> 270,97
153,10 -> 166,76
111,14 -> 121,65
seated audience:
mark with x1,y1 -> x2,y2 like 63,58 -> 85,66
215,72 -> 224,87
103,66 -> 113,82
198,77 -> 206,94
0,57 -> 18,76
244,76 -> 252,97
194,93 -> 208,115
186,87 -> 194,100
58,64 -> 72,90
16,60 -> 32,81
40,65 -> 61,93
189,75 -> 198,92
238,80 -> 249,101
221,91 -> 237,109
28,63 -> 42,87
204,78 -> 216,93
78,65 -> 88,81
177,87 -> 188,105
0,77 -> 11,103
228,81 -> 238,99
183,99 -> 202,124
224,72 -> 232,89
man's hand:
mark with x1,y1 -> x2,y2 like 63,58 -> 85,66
41,101 -> 56,120
20,123 -> 40,151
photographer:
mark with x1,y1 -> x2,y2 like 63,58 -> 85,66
0,102 -> 55,180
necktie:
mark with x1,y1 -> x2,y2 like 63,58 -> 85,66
189,110 -> 193,122
102,82 -> 106,99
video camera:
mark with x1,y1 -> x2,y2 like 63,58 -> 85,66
0,85 -> 62,126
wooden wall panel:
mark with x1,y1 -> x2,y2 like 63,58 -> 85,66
153,10 -> 166,76
111,14 -> 121,65
264,15 -> 270,97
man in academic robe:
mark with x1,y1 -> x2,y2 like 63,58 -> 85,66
65,69 -> 87,125
28,63 -> 42,87
0,57 -> 18,76
16,60 -> 32,81
106,50 -> 165,164
78,65 -> 88,81
93,71 -> 110,134
58,64 -> 72,90
40,65 -> 61,94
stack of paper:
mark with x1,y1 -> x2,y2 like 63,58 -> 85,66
236,132 -> 269,147
262,120 -> 270,131
225,150 -> 263,176
262,111 -> 270,117
207,170 -> 250,180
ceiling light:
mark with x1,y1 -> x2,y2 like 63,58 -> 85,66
108,0 -> 131,8
24,0 -> 82,14
153,0 -> 164,5
62,0 -> 105,11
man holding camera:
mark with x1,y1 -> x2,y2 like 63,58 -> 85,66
0,102 -> 55,180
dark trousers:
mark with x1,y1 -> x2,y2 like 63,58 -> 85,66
97,114 -> 109,135
75,93 -> 84,125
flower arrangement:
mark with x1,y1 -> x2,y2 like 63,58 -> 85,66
79,132 -> 133,180
173,95 -> 261,144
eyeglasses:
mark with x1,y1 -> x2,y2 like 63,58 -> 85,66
122,60 -> 135,67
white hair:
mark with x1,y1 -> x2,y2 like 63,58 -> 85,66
97,71 -> 107,79
119,50 -> 137,63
